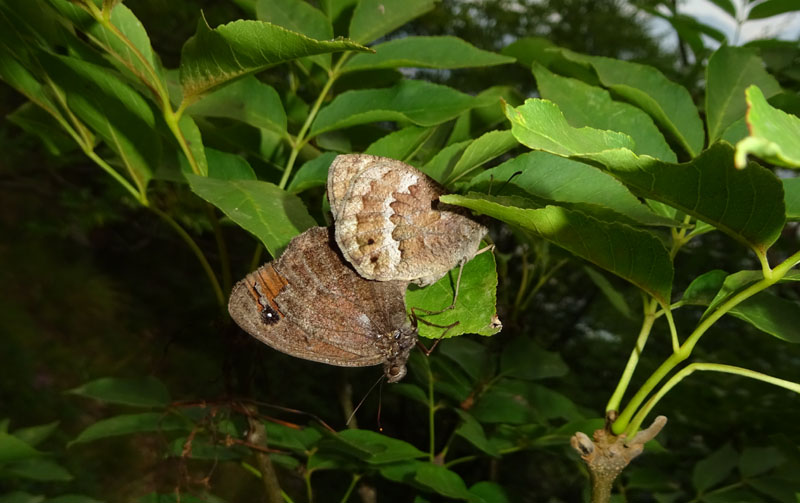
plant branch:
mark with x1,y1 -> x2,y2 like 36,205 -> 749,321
605,297 -> 657,413
150,206 -> 226,309
627,362 -> 800,436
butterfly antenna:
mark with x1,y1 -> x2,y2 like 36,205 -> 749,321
346,374 -> 384,426
377,379 -> 384,432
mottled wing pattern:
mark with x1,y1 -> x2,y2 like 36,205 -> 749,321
327,154 -> 488,286
228,227 -> 411,368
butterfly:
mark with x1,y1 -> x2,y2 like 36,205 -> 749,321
327,154 -> 487,287
228,226 -> 417,382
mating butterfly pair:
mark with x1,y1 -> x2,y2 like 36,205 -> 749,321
228,154 -> 488,382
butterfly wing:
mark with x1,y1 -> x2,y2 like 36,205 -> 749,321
228,227 -> 412,368
328,154 -> 487,286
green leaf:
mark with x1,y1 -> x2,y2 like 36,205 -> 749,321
584,266 -> 634,319
748,0 -> 800,19
469,482 -> 510,503
682,270 -> 728,305
390,383 -> 428,405
739,447 -> 783,478
706,46 -> 781,143
532,63 -> 676,162
784,178 -> 800,221
500,36 -> 557,68
365,126 -> 436,161
500,336 -> 568,380
255,0 -> 333,70
70,412 -> 187,446
41,53 -> 160,196
453,410 -> 498,457
179,19 -> 369,101
505,98 -> 634,155
264,421 -> 322,451
49,1 -> 166,95
137,493 -> 225,503
0,492 -> 44,503
205,149 -> 256,181
348,0 -> 436,45
471,379 -> 582,424
444,130 -> 518,184
438,337 -> 490,381
329,429 -> 426,465
11,422 -> 59,447
311,80 -> 495,137
342,36 -> 514,73
6,458 -> 72,481
185,75 -> 287,134
168,436 -> 248,460
6,102 -> 75,156
0,432 -> 41,463
422,141 -> 470,183
709,0 -> 737,17
187,175 -> 316,257
414,463 -> 472,499
692,443 -> 738,492
736,85 -> 800,169
466,151 -> 680,228
287,152 -> 337,194
406,247 -> 500,338
67,376 -> 170,408
582,142 -> 786,253
177,115 -> 208,176
441,194 -> 674,304
555,49 -> 705,157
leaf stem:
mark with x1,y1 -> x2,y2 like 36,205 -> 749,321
339,474 -> 361,503
426,357 -> 436,462
626,362 -> 800,436
613,248 -> 800,434
605,297 -> 657,413
278,54 -> 352,189
150,206 -> 226,309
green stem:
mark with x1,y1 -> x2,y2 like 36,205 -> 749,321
626,362 -> 800,436
206,204 -> 232,294
605,297 -> 657,413
512,252 -> 530,314
664,307 -> 679,353
427,358 -> 436,462
150,206 -> 226,309
613,248 -> 800,434
84,148 -> 145,204
278,54 -> 352,189
305,470 -> 314,503
339,474 -> 361,503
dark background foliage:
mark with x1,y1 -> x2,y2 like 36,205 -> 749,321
2,1 -> 800,502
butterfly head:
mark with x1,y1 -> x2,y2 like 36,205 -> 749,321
383,325 -> 417,383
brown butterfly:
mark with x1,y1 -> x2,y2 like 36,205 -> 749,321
228,226 -> 417,382
327,154 -> 487,287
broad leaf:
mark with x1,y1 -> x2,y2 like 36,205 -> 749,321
584,266 -> 634,319
444,129 -> 518,184
499,336 -> 568,380
555,49 -> 705,157
414,463 -> 472,499
255,0 -> 333,70
783,178 -> 800,221
179,19 -> 369,101
422,140 -> 470,183
748,0 -> 800,19
532,63 -> 676,162
287,152 -> 337,194
48,1 -> 166,96
205,149 -> 256,180
505,98 -> 634,155
0,432 -> 41,463
11,422 -> 59,447
5,458 -> 72,481
342,36 -> 514,73
582,143 -> 786,253
348,0 -> 436,45
693,444 -> 738,492
70,413 -> 187,446
325,429 -> 426,465
466,151 -> 680,228
310,80 -> 496,137
68,376 -> 170,407
736,85 -> 800,169
441,194 -> 673,304
41,53 -> 160,196
500,36 -> 557,68
406,246 -> 500,338
705,46 -> 781,143
365,126 -> 436,161
185,75 -> 287,134
187,175 -> 316,257
177,115 -> 208,176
